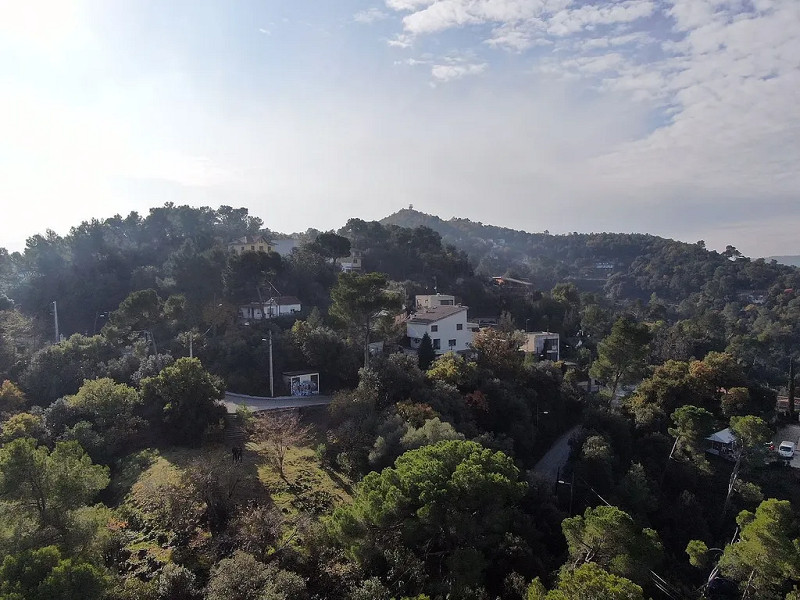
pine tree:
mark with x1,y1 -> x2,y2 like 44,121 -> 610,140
418,333 -> 436,371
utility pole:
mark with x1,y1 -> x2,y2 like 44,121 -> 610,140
269,330 -> 274,398
263,332 -> 274,397
789,357 -> 796,423
148,330 -> 158,355
568,470 -> 575,515
52,301 -> 60,343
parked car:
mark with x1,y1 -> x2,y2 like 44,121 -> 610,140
778,441 -> 796,459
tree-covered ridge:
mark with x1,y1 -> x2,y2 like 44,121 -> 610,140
382,208 -> 800,300
769,255 -> 800,268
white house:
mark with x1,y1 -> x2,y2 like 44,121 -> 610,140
521,331 -> 560,361
239,296 -> 302,321
407,303 -> 476,355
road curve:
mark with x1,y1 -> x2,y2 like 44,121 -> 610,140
223,391 -> 332,414
532,424 -> 581,482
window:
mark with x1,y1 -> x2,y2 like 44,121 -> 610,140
250,245 -> 255,250
456,323 -> 463,330
441,299 -> 453,305
448,339 -> 456,347
433,338 -> 441,350
431,325 -> 438,332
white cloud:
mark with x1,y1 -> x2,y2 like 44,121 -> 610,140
560,52 -> 626,74
577,31 -> 652,50
585,0 -> 800,201
354,8 -> 389,24
386,0 -> 437,11
386,0 -> 656,49
387,33 -> 415,47
546,1 -> 656,36
431,61 -> 488,81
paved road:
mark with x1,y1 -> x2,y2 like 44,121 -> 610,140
532,425 -> 581,481
223,391 -> 332,414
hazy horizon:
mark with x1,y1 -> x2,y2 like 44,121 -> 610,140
1,1 -> 798,257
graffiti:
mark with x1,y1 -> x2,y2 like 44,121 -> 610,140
290,378 -> 318,397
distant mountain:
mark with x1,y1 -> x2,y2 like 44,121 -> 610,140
380,208 -> 799,301
380,207 -> 658,278
767,255 -> 800,267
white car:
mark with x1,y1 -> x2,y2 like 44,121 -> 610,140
778,441 -> 796,459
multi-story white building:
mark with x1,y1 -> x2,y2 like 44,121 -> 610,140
407,297 -> 477,354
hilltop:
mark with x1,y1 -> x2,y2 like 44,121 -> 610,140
381,208 -> 799,301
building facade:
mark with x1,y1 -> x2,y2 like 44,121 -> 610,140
415,293 -> 456,309
407,303 -> 476,355
228,235 -> 275,255
239,296 -> 302,321
340,250 -> 363,272
521,332 -> 560,361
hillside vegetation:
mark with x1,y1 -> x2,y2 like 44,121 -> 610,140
0,203 -> 799,599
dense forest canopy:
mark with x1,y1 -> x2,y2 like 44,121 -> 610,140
1,203 -> 800,600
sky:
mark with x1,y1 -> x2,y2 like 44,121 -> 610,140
0,0 -> 798,257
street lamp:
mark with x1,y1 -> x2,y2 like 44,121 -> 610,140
93,311 -> 110,334
536,407 -> 549,427
556,471 -> 612,515
525,318 -> 531,332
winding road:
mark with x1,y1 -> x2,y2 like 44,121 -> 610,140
532,424 -> 581,482
222,391 -> 332,413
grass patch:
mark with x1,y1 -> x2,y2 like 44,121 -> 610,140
255,444 -> 352,521
109,432 -> 352,578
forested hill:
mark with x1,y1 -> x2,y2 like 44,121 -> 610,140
2,203 -> 800,390
382,208 -> 800,301
769,255 -> 800,267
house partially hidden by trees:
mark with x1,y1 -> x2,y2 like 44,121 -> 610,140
491,276 -> 534,295
521,331 -> 560,361
406,294 -> 477,355
238,296 -> 302,321
227,235 -> 275,255
705,427 -> 738,461
339,249 -> 363,272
